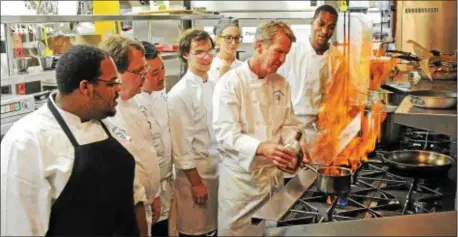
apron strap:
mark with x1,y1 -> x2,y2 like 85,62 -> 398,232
99,121 -> 113,138
47,97 -> 79,147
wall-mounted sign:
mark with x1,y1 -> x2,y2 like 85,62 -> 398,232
242,27 -> 257,43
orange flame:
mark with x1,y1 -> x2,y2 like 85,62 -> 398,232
308,52 -> 392,170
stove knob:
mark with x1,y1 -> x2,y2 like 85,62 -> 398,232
22,102 -> 29,109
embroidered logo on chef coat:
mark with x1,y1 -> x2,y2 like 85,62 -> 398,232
161,91 -> 167,101
273,90 -> 284,102
111,126 -> 132,142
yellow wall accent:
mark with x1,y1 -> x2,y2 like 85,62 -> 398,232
92,0 -> 121,39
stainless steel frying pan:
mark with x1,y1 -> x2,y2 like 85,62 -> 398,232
376,150 -> 455,177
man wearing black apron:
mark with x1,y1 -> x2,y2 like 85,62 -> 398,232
1,45 -> 141,236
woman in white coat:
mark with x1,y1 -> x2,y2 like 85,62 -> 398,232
209,17 -> 243,82
167,29 -> 218,237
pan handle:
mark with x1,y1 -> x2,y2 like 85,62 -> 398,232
410,96 -> 425,105
375,150 -> 388,162
303,163 -> 319,174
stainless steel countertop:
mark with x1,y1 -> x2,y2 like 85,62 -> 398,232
394,97 -> 457,137
383,76 -> 457,94
265,211 -> 457,236
252,169 -> 317,225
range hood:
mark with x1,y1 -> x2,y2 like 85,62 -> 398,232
395,1 -> 457,53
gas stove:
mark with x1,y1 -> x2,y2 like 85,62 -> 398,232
275,161 -> 456,227
252,155 -> 456,229
400,127 -> 454,155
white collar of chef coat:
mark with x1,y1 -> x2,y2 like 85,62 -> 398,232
49,91 -> 98,127
241,60 -> 267,87
213,55 -> 241,69
305,37 -> 331,57
184,70 -> 210,85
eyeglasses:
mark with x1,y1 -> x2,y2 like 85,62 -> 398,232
220,35 -> 243,44
125,66 -> 149,81
93,78 -> 122,87
190,49 -> 217,59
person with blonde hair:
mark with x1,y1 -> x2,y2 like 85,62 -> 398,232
212,21 -> 301,236
100,35 -> 162,236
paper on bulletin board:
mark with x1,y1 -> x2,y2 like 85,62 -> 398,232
242,27 -> 257,43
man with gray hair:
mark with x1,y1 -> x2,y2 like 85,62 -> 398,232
100,35 -> 162,236
212,21 -> 301,236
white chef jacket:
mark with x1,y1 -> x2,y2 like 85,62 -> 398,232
0,93 -> 147,236
167,70 -> 218,179
134,90 -> 173,223
277,38 -> 344,132
168,70 -> 219,235
103,98 -> 161,204
213,61 -> 300,236
208,55 -> 243,83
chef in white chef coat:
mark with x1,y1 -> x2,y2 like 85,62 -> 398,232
134,41 -> 175,237
1,45 -> 145,236
167,29 -> 218,237
99,36 -> 162,237
209,17 -> 243,82
212,21 -> 300,236
277,5 -> 344,146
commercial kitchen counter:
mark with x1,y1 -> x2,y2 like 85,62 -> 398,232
383,78 -> 457,94
380,76 -> 457,138
394,96 -> 457,138
265,211 -> 457,236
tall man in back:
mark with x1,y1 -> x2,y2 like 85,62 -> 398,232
278,4 -> 344,146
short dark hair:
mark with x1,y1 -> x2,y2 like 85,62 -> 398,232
313,4 -> 339,20
99,35 -> 145,73
141,41 -> 160,60
55,45 -> 109,95
178,29 -> 215,63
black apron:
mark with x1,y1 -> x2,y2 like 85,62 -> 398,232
45,98 -> 139,236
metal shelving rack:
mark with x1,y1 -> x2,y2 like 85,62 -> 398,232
0,13 -> 222,92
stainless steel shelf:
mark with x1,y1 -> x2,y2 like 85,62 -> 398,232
161,52 -> 178,60
394,96 -> 457,138
1,68 -> 55,87
1,53 -> 178,88
0,14 -> 221,24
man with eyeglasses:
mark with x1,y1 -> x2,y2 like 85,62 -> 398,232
1,45 -> 142,235
133,41 -> 175,236
100,36 -> 162,237
167,29 -> 218,237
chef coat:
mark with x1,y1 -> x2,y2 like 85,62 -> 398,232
167,70 -> 219,235
208,55 -> 243,83
212,61 -> 300,236
103,98 -> 162,203
277,38 -> 344,144
1,93 -> 146,236
134,90 -> 173,223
